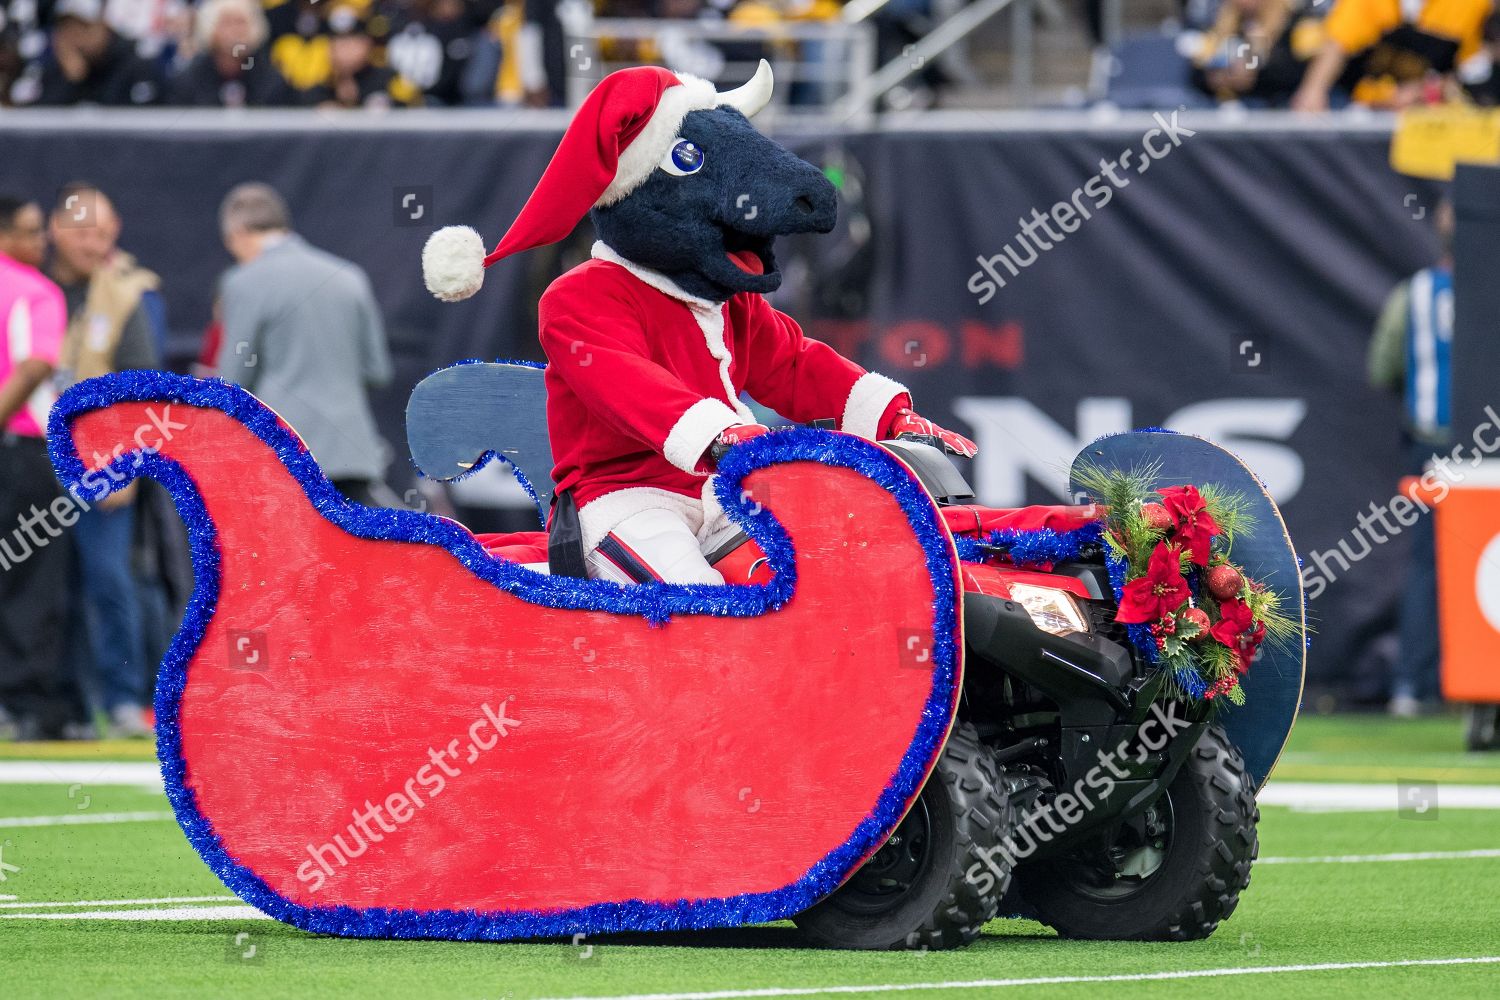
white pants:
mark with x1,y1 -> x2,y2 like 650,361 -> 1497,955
582,492 -> 740,585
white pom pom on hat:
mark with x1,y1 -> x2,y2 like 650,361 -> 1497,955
421,60 -> 774,303
422,226 -> 488,302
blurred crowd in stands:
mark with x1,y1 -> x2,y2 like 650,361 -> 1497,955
1177,0 -> 1500,108
0,0 -> 869,110
0,0 -> 551,108
6,0 -> 1500,112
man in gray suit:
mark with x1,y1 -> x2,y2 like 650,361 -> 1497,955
217,183 -> 394,505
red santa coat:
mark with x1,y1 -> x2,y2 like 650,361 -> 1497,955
540,243 -> 909,533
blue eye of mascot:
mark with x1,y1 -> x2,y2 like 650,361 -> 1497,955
422,61 -> 977,585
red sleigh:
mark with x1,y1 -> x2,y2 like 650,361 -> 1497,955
49,369 -> 973,943
48,365 -> 1302,948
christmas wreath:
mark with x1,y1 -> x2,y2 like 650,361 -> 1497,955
1073,462 -> 1298,705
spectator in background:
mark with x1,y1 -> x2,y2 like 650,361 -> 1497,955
1367,198 -> 1454,717
485,0 -> 563,107
305,5 -> 421,108
382,0 -> 501,106
1462,12 -> 1500,103
103,0 -> 191,61
1291,0 -> 1494,110
170,0 -> 297,107
216,183 -> 394,506
1191,0 -> 1320,105
48,182 -> 161,739
0,3 -> 30,106
265,0 -> 334,95
0,195 -> 76,741
23,0 -> 164,105
0,195 -> 47,271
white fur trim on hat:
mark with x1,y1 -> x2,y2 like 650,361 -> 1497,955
597,62 -> 773,207
842,372 -> 909,440
597,74 -> 718,208
422,226 -> 487,302
663,398 -> 744,475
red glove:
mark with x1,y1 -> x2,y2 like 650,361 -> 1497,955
889,408 -> 978,458
705,423 -> 771,468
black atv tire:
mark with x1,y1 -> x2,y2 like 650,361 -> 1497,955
793,723 -> 1016,950
1014,723 -> 1258,941
1465,704 -> 1500,751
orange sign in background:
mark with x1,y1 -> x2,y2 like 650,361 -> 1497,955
1418,476 -> 1500,702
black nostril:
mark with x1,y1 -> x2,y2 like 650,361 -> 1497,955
795,196 -> 815,215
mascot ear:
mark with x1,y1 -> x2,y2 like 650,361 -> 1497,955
422,226 -> 488,303
718,59 -> 773,118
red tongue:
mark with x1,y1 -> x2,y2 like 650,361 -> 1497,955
728,249 -> 764,275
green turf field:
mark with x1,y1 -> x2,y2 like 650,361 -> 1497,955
2,714 -> 1497,1000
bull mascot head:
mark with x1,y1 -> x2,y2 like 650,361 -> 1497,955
420,61 -> 836,305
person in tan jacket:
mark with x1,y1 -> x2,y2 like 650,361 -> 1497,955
48,182 -> 161,739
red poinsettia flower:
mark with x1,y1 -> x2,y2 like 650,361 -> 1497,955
1210,597 -> 1253,644
1210,597 -> 1265,672
1158,484 -> 1222,567
1117,542 -> 1190,624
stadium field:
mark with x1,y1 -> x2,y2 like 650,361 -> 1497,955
1,715 -> 1497,1000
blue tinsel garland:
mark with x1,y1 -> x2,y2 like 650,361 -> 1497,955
953,521 -> 1103,567
46,370 -> 960,943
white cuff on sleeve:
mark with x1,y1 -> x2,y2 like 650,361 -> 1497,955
841,372 -> 909,440
663,398 -> 744,474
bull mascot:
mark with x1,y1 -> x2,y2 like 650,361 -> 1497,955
420,62 -> 975,584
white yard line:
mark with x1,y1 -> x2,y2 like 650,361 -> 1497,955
535,957 -> 1500,1000
1259,848 -> 1500,865
0,811 -> 174,829
0,761 -> 162,788
1259,781 -> 1500,811
0,905 -> 268,921
0,895 -> 236,910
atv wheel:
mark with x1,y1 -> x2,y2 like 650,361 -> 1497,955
1015,723 -> 1258,941
794,723 -> 1016,950
1465,704 -> 1500,751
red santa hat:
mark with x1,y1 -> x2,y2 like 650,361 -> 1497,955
422,60 -> 774,303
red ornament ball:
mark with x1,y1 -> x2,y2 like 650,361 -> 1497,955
1207,564 -> 1244,600
1141,502 -> 1172,531
1181,607 -> 1211,635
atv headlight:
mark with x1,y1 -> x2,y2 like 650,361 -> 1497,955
1008,583 -> 1091,636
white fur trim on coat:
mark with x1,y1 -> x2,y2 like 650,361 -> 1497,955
590,241 -> 755,423
598,75 -> 719,207
842,372 -> 909,440
577,486 -> 704,556
691,307 -> 754,423
592,241 -> 717,309
664,397 -> 744,475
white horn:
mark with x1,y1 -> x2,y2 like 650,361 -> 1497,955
718,59 -> 773,117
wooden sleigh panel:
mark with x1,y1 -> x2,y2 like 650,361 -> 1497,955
47,372 -> 963,942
